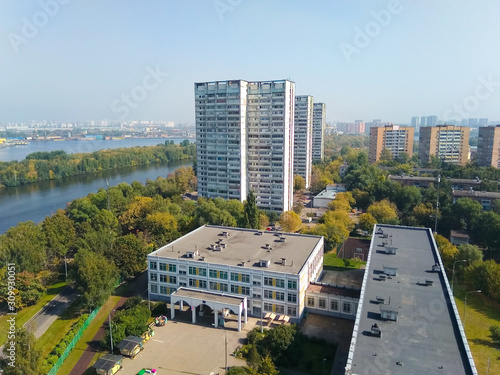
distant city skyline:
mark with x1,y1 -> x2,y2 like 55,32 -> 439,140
2,1 -> 500,123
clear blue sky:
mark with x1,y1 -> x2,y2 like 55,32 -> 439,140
1,0 -> 500,124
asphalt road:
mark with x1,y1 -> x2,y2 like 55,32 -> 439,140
24,287 -> 79,339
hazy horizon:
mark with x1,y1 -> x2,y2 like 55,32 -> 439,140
1,0 -> 500,124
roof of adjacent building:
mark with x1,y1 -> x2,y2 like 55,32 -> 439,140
307,282 -> 360,299
453,190 -> 500,199
148,225 -> 323,275
450,230 -> 470,239
345,225 -> 477,375
92,354 -> 123,371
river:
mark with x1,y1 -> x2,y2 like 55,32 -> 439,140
0,160 -> 192,234
0,137 -> 191,162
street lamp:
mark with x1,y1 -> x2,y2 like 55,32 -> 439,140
487,349 -> 500,375
463,290 -> 481,329
451,259 -> 467,297
434,174 -> 441,234
108,311 -> 114,353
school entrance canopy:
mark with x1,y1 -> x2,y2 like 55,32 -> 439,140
170,287 -> 248,331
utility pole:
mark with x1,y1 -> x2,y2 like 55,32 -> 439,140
434,174 -> 440,233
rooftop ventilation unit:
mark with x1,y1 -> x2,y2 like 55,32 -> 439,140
256,231 -> 263,236
200,256 -> 206,261
425,279 -> 434,286
281,258 -> 286,266
186,249 -> 199,258
432,264 -> 441,272
380,306 -> 398,321
370,323 -> 382,337
383,266 -> 397,276
259,259 -> 270,268
279,237 -> 286,242
263,243 -> 272,250
376,228 -> 384,234
385,247 -> 397,255
221,231 -> 229,237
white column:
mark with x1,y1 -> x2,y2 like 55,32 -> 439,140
180,301 -> 183,310
191,306 -> 196,324
237,309 -> 242,332
214,310 -> 218,328
244,301 -> 247,323
170,301 -> 175,320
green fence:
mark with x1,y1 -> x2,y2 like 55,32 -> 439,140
47,305 -> 101,375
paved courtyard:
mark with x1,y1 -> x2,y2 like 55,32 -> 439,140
119,309 -> 262,375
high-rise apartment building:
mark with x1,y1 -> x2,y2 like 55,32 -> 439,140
369,125 -> 414,163
427,115 -> 438,127
420,116 -> 427,128
479,118 -> 489,126
418,125 -> 470,166
468,118 -> 479,127
293,95 -> 313,187
195,80 -> 295,213
411,116 -> 420,130
477,125 -> 500,168
312,103 -> 326,161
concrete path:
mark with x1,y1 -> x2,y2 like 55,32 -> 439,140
24,287 -> 79,339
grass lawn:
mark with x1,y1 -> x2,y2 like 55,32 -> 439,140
293,341 -> 335,375
323,251 -> 365,270
38,297 -> 83,359
0,281 -> 66,345
56,295 -> 121,375
454,286 -> 500,375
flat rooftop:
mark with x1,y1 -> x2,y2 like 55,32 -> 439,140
172,287 -> 245,306
346,225 -> 477,375
149,225 -> 323,275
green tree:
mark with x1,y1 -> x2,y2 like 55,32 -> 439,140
243,191 -> 260,229
259,325 -> 296,363
367,199 -> 399,224
259,213 -> 270,230
327,192 -> 355,212
107,234 -> 150,278
247,344 -> 262,370
359,213 -> 377,233
143,211 -> 179,247
466,260 -> 500,301
434,234 -> 458,271
257,356 -> 279,375
279,211 -> 302,233
457,244 -> 483,265
379,147 -> 393,163
72,249 -> 119,309
489,325 -> 500,345
293,175 -> 306,192
42,210 -> 76,261
3,222 -> 47,273
3,328 -> 43,375
450,198 -> 483,231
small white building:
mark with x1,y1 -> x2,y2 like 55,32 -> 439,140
312,184 -> 347,208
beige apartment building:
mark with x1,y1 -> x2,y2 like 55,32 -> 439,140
476,125 -> 500,168
369,124 -> 414,163
419,125 -> 470,166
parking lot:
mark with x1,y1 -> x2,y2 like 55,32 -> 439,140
119,310 -> 262,375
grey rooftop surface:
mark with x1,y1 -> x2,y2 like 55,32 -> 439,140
172,287 -> 245,306
149,225 -> 323,275
346,225 -> 476,375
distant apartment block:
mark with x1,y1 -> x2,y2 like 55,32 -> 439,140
293,95 -> 313,188
369,125 -> 414,163
336,122 -> 365,134
312,102 -> 326,161
411,116 -> 419,130
195,80 -> 295,213
476,125 -> 500,168
418,125 -> 470,166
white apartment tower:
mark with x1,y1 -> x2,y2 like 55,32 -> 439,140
195,80 -> 295,213
293,95 -> 313,188
312,103 -> 326,161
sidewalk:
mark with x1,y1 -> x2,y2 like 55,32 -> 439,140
68,297 -> 127,375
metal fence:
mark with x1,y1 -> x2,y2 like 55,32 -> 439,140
47,305 -> 101,375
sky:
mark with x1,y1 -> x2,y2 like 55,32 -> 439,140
1,0 -> 500,124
